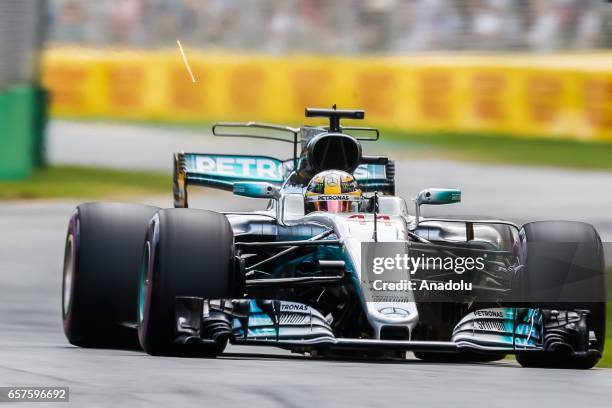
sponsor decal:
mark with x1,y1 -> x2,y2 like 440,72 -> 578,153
193,155 -> 282,180
379,307 -> 410,317
474,310 -> 505,318
305,194 -> 361,202
325,174 -> 340,187
280,303 -> 310,312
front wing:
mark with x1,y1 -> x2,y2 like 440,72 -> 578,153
173,297 -> 598,358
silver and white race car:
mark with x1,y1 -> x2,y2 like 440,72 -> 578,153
62,107 -> 606,368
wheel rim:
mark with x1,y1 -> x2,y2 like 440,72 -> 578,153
138,242 -> 150,324
62,234 -> 74,317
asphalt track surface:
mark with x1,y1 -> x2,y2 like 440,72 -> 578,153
0,120 -> 611,407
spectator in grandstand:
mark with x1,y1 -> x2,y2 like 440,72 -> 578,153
469,0 -> 520,50
392,0 -> 462,52
53,0 -> 87,43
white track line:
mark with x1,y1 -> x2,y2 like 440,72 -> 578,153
176,40 -> 196,83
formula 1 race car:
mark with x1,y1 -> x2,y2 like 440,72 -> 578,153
62,107 -> 606,368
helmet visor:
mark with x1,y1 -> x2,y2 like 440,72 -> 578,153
308,200 -> 355,213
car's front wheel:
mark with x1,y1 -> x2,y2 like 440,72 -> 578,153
137,208 -> 236,356
516,221 -> 606,369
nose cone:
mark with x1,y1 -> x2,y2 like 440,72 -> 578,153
366,302 -> 419,339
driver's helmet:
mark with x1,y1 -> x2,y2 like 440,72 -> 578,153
304,170 -> 362,214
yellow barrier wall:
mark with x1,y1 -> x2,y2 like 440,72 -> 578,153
42,48 -> 612,141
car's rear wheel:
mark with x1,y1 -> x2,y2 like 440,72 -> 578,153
62,203 -> 159,348
137,208 -> 236,356
516,221 -> 606,369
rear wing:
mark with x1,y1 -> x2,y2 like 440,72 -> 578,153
173,153 -> 285,207
173,152 -> 394,207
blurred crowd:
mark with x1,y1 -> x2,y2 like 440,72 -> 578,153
48,0 -> 612,53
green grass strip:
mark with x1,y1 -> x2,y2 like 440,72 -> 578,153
0,165 -> 170,200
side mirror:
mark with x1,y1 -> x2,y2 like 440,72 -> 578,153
233,181 -> 280,199
416,188 -> 461,206
414,188 -> 461,225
